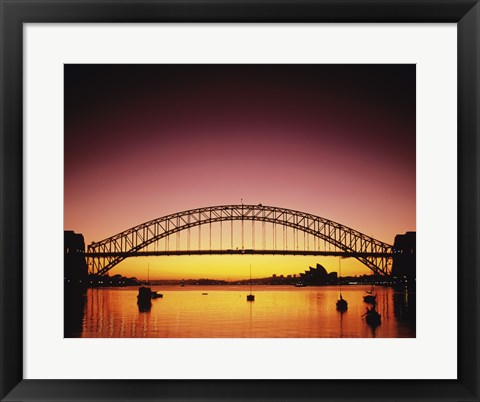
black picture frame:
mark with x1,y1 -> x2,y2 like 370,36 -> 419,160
1,1 -> 479,401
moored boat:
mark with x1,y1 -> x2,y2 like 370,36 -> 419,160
363,294 -> 377,304
336,295 -> 348,311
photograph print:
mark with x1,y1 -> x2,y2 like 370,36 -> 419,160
64,64 -> 416,338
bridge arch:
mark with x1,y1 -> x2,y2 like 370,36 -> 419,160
87,204 -> 392,276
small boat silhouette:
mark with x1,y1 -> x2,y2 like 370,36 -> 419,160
138,286 -> 163,302
247,264 -> 255,302
363,294 -> 377,304
336,294 -> 348,311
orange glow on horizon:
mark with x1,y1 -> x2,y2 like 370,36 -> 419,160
106,255 -> 375,281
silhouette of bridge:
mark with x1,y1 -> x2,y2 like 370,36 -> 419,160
86,204 -> 394,276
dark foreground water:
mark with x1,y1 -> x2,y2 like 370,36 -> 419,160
65,285 -> 415,338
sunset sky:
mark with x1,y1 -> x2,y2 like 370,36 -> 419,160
64,64 -> 416,280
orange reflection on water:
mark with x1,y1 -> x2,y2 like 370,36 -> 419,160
77,285 -> 415,338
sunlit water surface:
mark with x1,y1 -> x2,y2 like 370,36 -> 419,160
68,285 -> 415,338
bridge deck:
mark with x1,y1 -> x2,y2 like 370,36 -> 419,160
85,249 -> 392,258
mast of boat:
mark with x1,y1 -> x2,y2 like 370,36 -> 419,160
249,264 -> 252,295
336,257 -> 348,311
339,258 -> 342,298
247,264 -> 255,301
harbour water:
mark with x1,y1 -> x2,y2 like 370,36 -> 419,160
66,285 -> 415,338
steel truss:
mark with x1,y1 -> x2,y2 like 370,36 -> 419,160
87,204 -> 393,276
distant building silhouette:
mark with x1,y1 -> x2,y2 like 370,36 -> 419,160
299,263 -> 337,285
64,230 -> 87,284
391,231 -> 416,282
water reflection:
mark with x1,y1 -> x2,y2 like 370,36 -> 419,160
138,302 -> 152,313
64,285 -> 86,337
393,291 -> 416,322
65,285 -> 415,338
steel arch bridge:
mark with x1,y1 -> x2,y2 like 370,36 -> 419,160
86,204 -> 393,276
